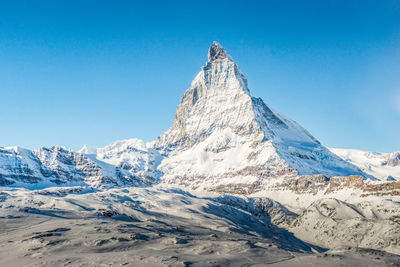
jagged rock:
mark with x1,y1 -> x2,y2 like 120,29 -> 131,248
208,41 -> 229,61
0,145 -> 152,188
273,174 -> 330,195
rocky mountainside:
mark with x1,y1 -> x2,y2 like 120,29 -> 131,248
79,138 -> 162,184
0,145 -> 155,188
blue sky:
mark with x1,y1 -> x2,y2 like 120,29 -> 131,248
0,0 -> 399,152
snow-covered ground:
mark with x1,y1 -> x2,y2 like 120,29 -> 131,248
1,186 -> 400,266
0,186 -> 315,266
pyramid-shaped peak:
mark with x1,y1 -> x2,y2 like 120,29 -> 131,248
208,41 -> 231,62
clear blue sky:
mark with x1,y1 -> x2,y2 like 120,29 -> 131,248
1,0 -> 399,152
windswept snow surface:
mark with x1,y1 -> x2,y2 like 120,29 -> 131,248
1,186 -> 400,266
290,198 -> 400,255
0,186 -> 319,266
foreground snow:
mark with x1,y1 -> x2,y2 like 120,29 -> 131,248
0,186 -> 314,266
1,185 -> 399,266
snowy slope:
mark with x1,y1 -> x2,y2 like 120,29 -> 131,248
1,185 -> 399,265
330,148 -> 400,181
0,186 -> 324,266
290,198 -> 400,254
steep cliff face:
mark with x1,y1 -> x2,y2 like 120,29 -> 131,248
0,147 -> 43,186
154,42 -> 367,191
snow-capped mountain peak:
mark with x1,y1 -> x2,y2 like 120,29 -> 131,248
152,42 -> 370,191
78,144 -> 97,155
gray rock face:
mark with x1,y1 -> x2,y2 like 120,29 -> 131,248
0,147 -> 42,185
216,195 -> 298,228
208,41 -> 229,61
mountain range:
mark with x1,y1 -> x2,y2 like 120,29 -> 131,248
1,42 -> 400,265
3,42 -> 397,190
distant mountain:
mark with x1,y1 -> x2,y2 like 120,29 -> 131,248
329,147 -> 400,181
0,145 -> 156,188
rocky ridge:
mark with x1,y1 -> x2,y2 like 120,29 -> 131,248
0,145 -> 155,188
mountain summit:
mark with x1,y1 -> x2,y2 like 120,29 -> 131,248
156,41 -> 320,149
155,42 -> 368,191
208,41 -> 230,61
